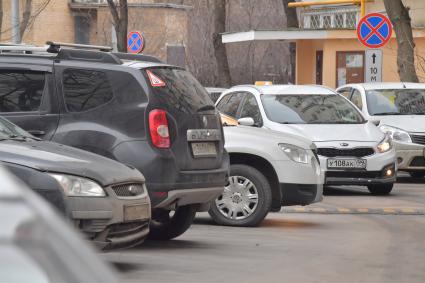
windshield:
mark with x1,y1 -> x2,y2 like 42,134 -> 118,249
366,89 -> 425,115
261,94 -> 365,124
0,116 -> 31,139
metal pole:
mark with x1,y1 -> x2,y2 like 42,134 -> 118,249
11,0 -> 20,43
361,0 -> 366,17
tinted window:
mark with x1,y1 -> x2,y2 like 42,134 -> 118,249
217,93 -> 244,118
366,89 -> 425,115
0,71 -> 45,112
261,94 -> 365,124
216,94 -> 230,110
143,68 -> 213,113
63,69 -> 113,112
240,95 -> 262,126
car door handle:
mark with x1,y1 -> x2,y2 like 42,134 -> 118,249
27,130 -> 46,136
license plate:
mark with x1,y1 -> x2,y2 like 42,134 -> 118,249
124,205 -> 147,222
191,142 -> 217,157
327,159 -> 367,169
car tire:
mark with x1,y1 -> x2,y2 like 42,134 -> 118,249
148,205 -> 197,241
367,184 -> 394,195
208,164 -> 272,227
409,172 -> 425,178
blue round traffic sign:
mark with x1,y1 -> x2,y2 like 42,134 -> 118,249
357,13 -> 392,48
127,31 -> 145,54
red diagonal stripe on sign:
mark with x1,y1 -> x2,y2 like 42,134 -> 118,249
363,19 -> 386,42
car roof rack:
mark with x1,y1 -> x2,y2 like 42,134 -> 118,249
0,44 -> 50,55
112,52 -> 162,63
45,41 -> 121,64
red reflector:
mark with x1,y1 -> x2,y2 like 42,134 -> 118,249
149,109 -> 170,148
153,191 -> 168,198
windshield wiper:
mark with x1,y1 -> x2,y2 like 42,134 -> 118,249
0,134 -> 39,142
372,112 -> 403,116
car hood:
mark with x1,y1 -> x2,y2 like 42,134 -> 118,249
267,122 -> 384,142
0,140 -> 144,186
224,125 -> 313,149
376,115 -> 425,132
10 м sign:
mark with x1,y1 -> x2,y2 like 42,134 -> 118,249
365,49 -> 382,83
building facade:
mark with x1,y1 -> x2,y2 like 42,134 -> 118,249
0,0 -> 189,66
223,0 -> 425,88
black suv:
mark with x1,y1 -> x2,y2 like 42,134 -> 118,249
0,42 -> 229,240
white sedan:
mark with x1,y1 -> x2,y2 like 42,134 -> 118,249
216,84 -> 397,195
337,82 -> 425,178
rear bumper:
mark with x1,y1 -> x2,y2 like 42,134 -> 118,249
154,187 -> 224,210
68,187 -> 151,250
113,140 -> 229,208
280,183 -> 323,206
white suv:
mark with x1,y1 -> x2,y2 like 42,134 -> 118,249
337,83 -> 425,178
209,125 -> 323,227
216,84 -> 397,195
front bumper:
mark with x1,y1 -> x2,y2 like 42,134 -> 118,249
67,185 -> 151,250
280,183 -> 323,206
394,141 -> 425,172
318,147 -> 397,186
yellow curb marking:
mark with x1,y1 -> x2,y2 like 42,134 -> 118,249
312,208 -> 327,213
293,207 -> 307,212
400,208 -> 415,213
337,208 -> 351,213
357,208 -> 369,213
383,208 -> 396,214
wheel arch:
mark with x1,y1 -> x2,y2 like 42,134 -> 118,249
229,152 -> 282,211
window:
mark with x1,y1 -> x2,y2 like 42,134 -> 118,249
240,95 -> 262,126
63,69 -> 113,112
337,88 -> 352,99
0,71 -> 45,112
350,89 -> 363,110
216,93 -> 244,118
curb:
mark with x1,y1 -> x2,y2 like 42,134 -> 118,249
282,207 -> 425,215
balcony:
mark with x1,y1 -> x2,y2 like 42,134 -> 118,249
69,0 -> 107,9
301,6 -> 360,30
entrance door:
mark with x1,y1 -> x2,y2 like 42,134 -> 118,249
316,50 -> 323,85
336,51 -> 364,87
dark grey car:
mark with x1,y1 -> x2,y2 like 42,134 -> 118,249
0,116 -> 151,249
0,42 -> 229,240
0,166 -> 119,283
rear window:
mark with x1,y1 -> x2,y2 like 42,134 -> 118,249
143,68 -> 213,113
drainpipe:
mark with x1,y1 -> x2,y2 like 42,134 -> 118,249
11,0 -> 20,43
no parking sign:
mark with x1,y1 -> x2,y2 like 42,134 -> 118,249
127,31 -> 145,54
357,13 -> 392,48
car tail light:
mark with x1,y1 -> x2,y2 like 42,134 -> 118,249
149,109 -> 170,148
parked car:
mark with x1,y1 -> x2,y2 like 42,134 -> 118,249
216,84 -> 397,195
0,42 -> 229,240
336,83 -> 425,178
209,125 -> 323,226
206,87 -> 227,103
0,116 -> 150,249
0,166 -> 119,283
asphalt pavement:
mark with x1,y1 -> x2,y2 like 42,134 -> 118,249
103,177 -> 425,283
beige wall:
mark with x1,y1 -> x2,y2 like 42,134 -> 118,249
296,36 -> 425,88
96,6 -> 188,61
1,0 -> 75,44
366,0 -> 425,28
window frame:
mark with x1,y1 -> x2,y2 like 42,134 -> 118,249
238,93 -> 263,127
216,92 -> 245,119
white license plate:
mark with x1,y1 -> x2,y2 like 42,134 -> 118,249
124,205 -> 147,222
191,142 -> 217,157
327,159 -> 367,169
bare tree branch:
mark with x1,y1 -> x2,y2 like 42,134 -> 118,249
107,0 -> 128,52
20,0 -> 32,40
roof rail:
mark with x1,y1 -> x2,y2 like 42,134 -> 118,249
0,45 -> 49,54
46,41 -> 112,53
112,52 -> 162,63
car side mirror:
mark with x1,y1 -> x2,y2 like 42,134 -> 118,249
370,119 -> 381,126
238,117 -> 255,127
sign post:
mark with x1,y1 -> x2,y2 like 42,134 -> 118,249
365,49 -> 382,83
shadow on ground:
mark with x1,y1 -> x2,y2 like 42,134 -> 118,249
324,186 -> 371,196
261,217 -> 321,229
397,176 -> 425,184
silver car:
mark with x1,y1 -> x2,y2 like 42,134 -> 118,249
337,83 -> 425,178
0,166 -> 118,283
